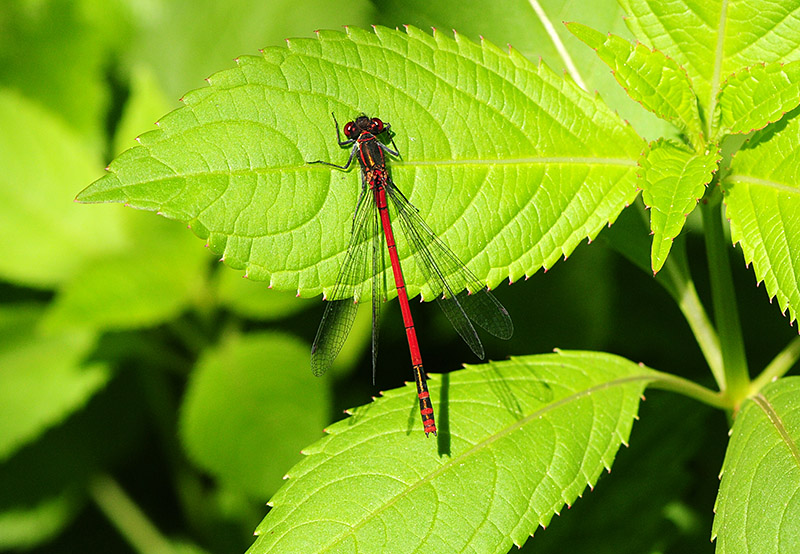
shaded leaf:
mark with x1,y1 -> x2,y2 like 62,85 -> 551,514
722,108 -> 800,325
712,377 -> 800,552
0,370 -> 147,549
0,89 -> 125,288
248,351 -> 655,553
112,64 -> 176,157
180,332 -> 330,498
716,61 -> 800,136
0,305 -> 109,462
567,22 -> 702,144
0,492 -> 81,550
640,140 -> 720,273
42,212 -> 208,332
215,268 -> 312,321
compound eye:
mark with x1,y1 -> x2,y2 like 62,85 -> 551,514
370,118 -> 384,134
343,122 -> 357,139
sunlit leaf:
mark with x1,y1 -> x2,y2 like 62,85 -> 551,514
248,351 -> 654,553
78,25 -> 643,300
716,61 -> 800,137
722,108 -> 800,325
640,140 -> 720,273
712,377 -> 800,553
567,22 -> 702,145
619,0 -> 800,121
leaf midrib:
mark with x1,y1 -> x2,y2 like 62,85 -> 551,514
752,393 -> 800,467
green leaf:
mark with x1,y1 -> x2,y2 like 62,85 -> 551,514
0,88 -> 126,288
716,61 -> 800,137
0,305 -> 110,462
0,492 -> 81,550
180,332 -> 330,498
619,0 -> 800,125
0,370 -> 147,549
41,212 -> 209,332
640,140 -> 720,273
78,25 -> 643,299
534,392 -> 713,553
248,351 -> 655,553
722,108 -> 800,325
376,0 -> 673,143
567,23 -> 702,145
712,377 -> 800,552
0,0 -> 124,147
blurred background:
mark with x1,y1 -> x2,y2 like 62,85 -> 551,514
1,1 -> 795,552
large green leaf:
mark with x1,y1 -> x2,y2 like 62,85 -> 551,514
640,140 -> 720,273
619,0 -> 800,129
722,108 -> 800,325
712,377 -> 800,553
567,23 -> 702,145
715,61 -> 800,137
248,351 -> 655,553
77,25 -> 643,300
180,332 -> 330,498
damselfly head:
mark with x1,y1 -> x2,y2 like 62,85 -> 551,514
344,115 -> 387,139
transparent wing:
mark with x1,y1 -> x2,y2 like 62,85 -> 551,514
311,189 -> 377,376
370,186 -> 386,383
386,184 -> 513,359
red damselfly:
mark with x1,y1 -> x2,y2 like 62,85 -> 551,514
309,113 -> 513,436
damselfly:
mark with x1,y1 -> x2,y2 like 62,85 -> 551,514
309,113 -> 513,436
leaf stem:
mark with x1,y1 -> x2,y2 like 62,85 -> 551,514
528,0 -> 587,90
88,474 -> 178,554
701,187 -> 750,404
647,370 -> 730,410
658,237 -> 725,387
751,336 -> 800,393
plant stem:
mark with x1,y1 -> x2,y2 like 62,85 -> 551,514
89,474 -> 177,554
647,370 -> 730,410
701,188 -> 750,404
659,237 -> 724,387
751,336 -> 800,393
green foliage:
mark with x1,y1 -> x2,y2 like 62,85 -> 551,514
250,352 -> 654,553
724,108 -> 800,324
78,25 -> 643,298
181,332 -> 331,498
639,140 -> 720,273
567,23 -> 703,146
713,377 -> 800,553
0,305 -> 109,461
3,1 -> 800,553
716,61 -> 800,137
